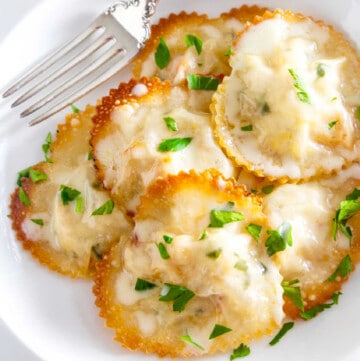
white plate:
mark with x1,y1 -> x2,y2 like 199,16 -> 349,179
1,1 -> 360,360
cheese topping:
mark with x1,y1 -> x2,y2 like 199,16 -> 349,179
94,84 -> 235,212
212,15 -> 360,180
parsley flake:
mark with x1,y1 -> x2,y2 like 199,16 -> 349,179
18,187 -> 31,206
184,34 -> 203,55
355,106 -> 360,122
31,218 -> 44,226
155,37 -> 170,69
261,102 -> 271,114
163,235 -> 173,244
187,74 -> 219,91
246,223 -> 262,243
158,137 -> 192,152
199,230 -> 208,240
288,68 -> 311,104
92,199 -> 115,216
281,279 -> 304,311
59,185 -> 81,205
333,198 -> 360,241
316,63 -> 326,77
135,278 -> 157,291
159,283 -> 195,312
75,195 -> 84,214
157,242 -> 170,259
261,185 -> 274,194
301,292 -> 342,320
163,116 -> 178,132
71,104 -> 80,113
240,124 -> 253,131
209,209 -> 244,228
328,120 -> 338,129
42,132 -> 52,163
225,46 -> 232,57
179,329 -> 204,350
230,343 -> 251,360
326,254 -> 352,282
265,222 -> 293,256
209,324 -> 232,339
206,248 -> 222,259
269,322 -> 294,346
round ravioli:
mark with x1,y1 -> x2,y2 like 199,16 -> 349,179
263,163 -> 360,318
132,6 -> 267,84
91,77 -> 236,214
212,9 -> 360,181
94,170 -> 284,357
10,107 -> 131,277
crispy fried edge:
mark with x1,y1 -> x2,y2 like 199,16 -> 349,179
211,8 -> 360,183
93,170 -> 284,357
9,106 -> 112,278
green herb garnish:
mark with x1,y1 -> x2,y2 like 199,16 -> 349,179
92,199 -> 115,215
31,218 -> 44,226
281,279 -> 304,311
209,324 -> 232,339
262,102 -> 271,114
155,37 -> 170,69
333,198 -> 360,241
225,46 -> 232,57
230,343 -> 251,360
209,209 -> 244,228
288,68 -> 311,104
163,235 -> 173,244
316,63 -> 326,77
59,185 -> 81,205
269,322 -> 294,346
184,34 -> 203,55
18,187 -> 31,206
135,278 -> 157,291
206,248 -> 222,259
157,243 -> 170,260
326,254 -> 352,282
301,292 -> 342,320
355,106 -> 360,122
261,185 -> 274,195
179,329 -> 204,350
240,124 -> 253,131
187,74 -> 219,91
75,195 -> 84,214
246,223 -> 262,243
163,116 -> 178,132
328,120 -> 338,129
159,283 -> 195,312
71,104 -> 80,113
199,230 -> 208,240
265,222 -> 293,256
158,137 -> 192,152
42,132 -> 52,163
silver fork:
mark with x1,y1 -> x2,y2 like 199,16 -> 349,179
2,0 -> 159,126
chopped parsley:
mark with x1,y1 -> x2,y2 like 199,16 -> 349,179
42,132 -> 52,163
184,34 -> 203,55
316,63 -> 326,77
158,137 -> 192,152
206,248 -> 222,259
159,283 -> 195,312
209,324 -> 232,339
163,116 -> 178,132
16,167 -> 47,186
225,46 -> 232,57
163,235 -> 173,244
346,188 -> 360,200
154,37 -> 170,69
71,104 -> 80,113
265,222 -> 293,256
261,102 -> 271,114
187,74 -> 219,91
179,329 -> 204,350
301,292 -> 342,320
261,185 -> 274,195
246,223 -> 262,243
230,343 -> 251,360
199,230 -> 208,240
240,124 -> 253,131
288,68 -> 311,104
209,209 -> 244,228
355,106 -> 360,122
281,279 -> 304,311
31,218 -> 44,226
269,322 -> 294,346
157,242 -> 170,259
59,185 -> 81,205
87,150 -> 93,160
328,120 -> 338,129
326,254 -> 352,282
333,194 -> 360,241
75,195 -> 84,214
92,199 -> 115,215
18,187 -> 31,206
135,278 -> 157,291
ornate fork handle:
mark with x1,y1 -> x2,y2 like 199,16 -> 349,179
107,0 -> 159,46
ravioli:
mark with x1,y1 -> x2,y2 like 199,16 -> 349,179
10,107 -> 131,277
212,9 -> 360,181
91,77 -> 236,214
94,170 -> 284,357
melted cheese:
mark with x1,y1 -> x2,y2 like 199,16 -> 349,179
95,86 -> 235,212
213,16 -> 360,180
